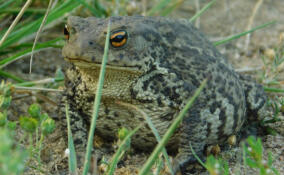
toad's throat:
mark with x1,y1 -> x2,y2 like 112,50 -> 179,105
65,57 -> 143,74
72,60 -> 142,102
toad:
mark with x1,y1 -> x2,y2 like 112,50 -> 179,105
61,16 -> 267,172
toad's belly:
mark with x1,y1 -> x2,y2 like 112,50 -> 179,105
81,99 -> 180,150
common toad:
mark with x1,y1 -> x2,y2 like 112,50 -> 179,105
61,16 -> 267,173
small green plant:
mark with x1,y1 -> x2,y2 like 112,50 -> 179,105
0,81 -> 27,174
0,80 -> 55,174
117,127 -> 131,149
204,155 -> 229,175
191,143 -> 229,175
104,126 -> 140,175
0,81 -> 12,110
19,103 -> 56,171
194,136 -> 280,175
243,136 -> 279,175
0,128 -> 28,175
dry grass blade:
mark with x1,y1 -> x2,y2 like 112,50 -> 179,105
244,0 -> 263,50
29,0 -> 54,73
13,86 -> 63,92
0,0 -> 32,46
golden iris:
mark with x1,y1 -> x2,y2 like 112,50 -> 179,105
110,30 -> 127,48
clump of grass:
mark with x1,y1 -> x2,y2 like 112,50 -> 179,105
259,33 -> 284,94
255,33 -> 284,134
263,96 -> 283,136
266,96 -> 283,122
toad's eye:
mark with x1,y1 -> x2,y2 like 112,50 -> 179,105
64,24 -> 70,40
110,30 -> 127,48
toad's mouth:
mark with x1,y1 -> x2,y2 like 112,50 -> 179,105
65,57 -> 143,74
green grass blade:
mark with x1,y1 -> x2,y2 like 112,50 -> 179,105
93,0 -> 107,16
0,0 -> 14,11
142,112 -> 174,175
214,21 -> 276,46
0,40 -> 60,55
0,0 -> 80,50
106,125 -> 141,175
76,0 -> 104,17
0,8 -> 46,14
190,0 -> 216,22
15,76 -> 64,87
154,158 -> 164,175
160,0 -> 182,16
82,20 -> 111,175
0,38 -> 63,68
264,87 -> 284,93
65,102 -> 78,174
190,144 -> 207,168
116,101 -> 174,175
146,0 -> 172,16
139,79 -> 207,175
0,70 -> 24,82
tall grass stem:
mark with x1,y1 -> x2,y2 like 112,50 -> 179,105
82,20 -> 111,175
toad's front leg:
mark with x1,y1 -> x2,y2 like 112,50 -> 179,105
59,94 -> 89,166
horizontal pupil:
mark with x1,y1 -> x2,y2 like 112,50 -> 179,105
111,35 -> 125,42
